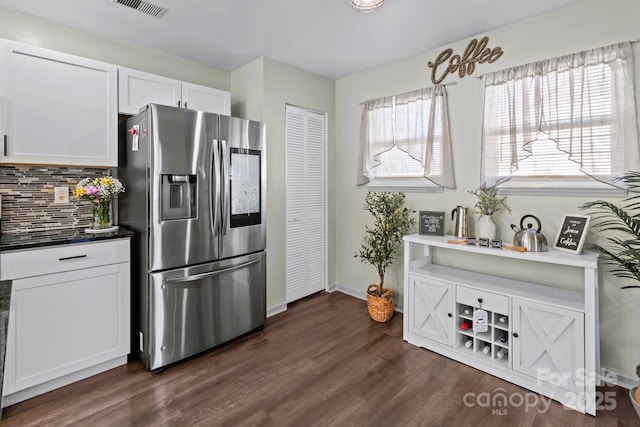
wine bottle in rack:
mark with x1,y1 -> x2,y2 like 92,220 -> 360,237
460,320 -> 471,331
499,333 -> 508,344
498,316 -> 507,324
463,307 -> 471,315
464,338 -> 473,348
482,344 -> 491,354
496,349 -> 507,359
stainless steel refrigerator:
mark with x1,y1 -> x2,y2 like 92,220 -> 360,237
118,104 -> 266,371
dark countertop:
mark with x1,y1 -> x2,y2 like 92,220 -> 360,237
0,227 -> 134,252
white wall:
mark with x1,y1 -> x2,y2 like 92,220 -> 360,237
0,6 -> 230,91
230,58 -> 265,121
232,57 -> 336,310
334,0 -> 640,378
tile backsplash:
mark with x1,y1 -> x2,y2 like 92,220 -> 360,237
0,165 -> 112,233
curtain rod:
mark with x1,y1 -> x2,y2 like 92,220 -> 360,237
359,81 -> 456,105
474,38 -> 640,79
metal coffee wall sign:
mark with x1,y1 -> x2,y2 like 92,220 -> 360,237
427,36 -> 504,84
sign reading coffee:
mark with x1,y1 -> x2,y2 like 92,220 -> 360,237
427,36 -> 504,84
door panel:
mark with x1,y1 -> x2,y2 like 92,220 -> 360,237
512,298 -> 585,394
409,275 -> 455,347
219,116 -> 266,259
147,252 -> 265,371
146,105 -> 218,271
181,82 -> 230,115
285,106 -> 326,303
118,67 -> 181,115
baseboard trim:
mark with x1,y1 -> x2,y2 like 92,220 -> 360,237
601,366 -> 637,389
266,302 -> 287,318
3,356 -> 127,408
326,283 -> 338,293
335,285 -> 403,313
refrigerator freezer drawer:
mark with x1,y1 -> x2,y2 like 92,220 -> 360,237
145,251 -> 266,370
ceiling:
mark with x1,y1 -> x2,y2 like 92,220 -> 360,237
0,0 -> 588,80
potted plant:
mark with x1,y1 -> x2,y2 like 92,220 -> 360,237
355,192 -> 414,322
469,183 -> 511,239
580,171 -> 640,416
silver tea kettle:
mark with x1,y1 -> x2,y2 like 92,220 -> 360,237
451,206 -> 470,238
510,214 -> 548,252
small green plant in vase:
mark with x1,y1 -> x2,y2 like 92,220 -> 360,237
355,192 -> 414,322
469,183 -> 511,239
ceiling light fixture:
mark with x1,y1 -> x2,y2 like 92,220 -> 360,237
349,0 -> 384,13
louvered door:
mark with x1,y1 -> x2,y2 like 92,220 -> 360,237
285,105 -> 326,303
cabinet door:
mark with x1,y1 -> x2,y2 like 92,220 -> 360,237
118,67 -> 181,114
181,81 -> 230,115
0,41 -> 118,166
512,298 -> 584,394
3,263 -> 130,394
408,274 -> 455,347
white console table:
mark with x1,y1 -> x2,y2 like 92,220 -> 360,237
403,234 -> 599,415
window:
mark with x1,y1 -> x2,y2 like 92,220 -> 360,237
357,86 -> 455,191
481,42 -> 639,194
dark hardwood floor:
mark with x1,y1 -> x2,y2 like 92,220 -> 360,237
2,292 -> 638,426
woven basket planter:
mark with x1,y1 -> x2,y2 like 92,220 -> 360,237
366,285 -> 394,322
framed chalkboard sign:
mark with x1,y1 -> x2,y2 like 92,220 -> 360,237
419,211 -> 445,236
554,214 -> 591,254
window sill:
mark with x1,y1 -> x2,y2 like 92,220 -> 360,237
366,178 -> 444,194
497,180 -> 627,198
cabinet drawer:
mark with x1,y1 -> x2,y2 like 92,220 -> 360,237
456,285 -> 508,315
0,239 -> 130,280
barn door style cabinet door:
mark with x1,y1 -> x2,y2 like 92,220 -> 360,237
512,298 -> 585,395
0,39 -> 118,166
408,274 -> 455,347
118,67 -> 230,115
402,234 -> 599,416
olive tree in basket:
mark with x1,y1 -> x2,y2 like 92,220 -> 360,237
355,192 -> 414,322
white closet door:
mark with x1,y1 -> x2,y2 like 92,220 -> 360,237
285,106 -> 326,303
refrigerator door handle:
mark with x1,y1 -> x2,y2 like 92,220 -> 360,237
164,259 -> 260,284
212,139 -> 221,236
221,139 -> 230,235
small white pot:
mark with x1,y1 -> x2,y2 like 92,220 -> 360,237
476,215 -> 497,240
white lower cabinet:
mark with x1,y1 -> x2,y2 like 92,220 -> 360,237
512,298 -> 585,395
406,266 -> 587,413
1,239 -> 130,406
408,274 -> 455,347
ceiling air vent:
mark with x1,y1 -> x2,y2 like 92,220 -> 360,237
111,0 -> 169,18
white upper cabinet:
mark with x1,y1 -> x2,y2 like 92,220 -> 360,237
118,67 -> 181,115
181,81 -> 230,115
0,40 -> 118,167
118,67 -> 230,115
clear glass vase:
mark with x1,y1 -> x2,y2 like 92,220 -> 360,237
92,200 -> 112,229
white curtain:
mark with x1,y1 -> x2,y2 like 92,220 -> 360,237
357,85 -> 455,189
482,42 -> 639,188
356,96 -> 393,185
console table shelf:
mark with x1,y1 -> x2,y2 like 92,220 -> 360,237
403,234 -> 599,415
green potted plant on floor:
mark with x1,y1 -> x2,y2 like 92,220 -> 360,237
580,171 -> 640,416
355,191 -> 414,322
